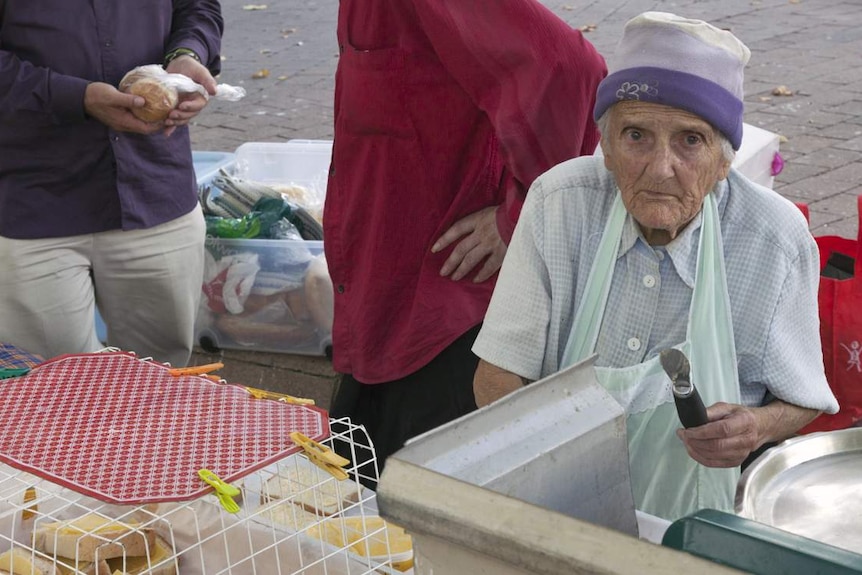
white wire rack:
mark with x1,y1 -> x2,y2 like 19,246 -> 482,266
0,416 -> 412,575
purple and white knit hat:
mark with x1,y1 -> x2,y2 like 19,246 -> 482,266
593,12 -> 751,150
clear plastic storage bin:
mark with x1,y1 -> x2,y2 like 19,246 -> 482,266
195,141 -> 334,357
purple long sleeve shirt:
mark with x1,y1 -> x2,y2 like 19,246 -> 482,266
0,1 -> 223,239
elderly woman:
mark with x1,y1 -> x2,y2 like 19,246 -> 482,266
471,12 -> 838,521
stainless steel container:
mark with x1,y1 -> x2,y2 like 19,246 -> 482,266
377,358 -> 742,574
736,427 -> 862,554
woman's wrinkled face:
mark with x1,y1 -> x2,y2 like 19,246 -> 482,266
601,101 -> 732,245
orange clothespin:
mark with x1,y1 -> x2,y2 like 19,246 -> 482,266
289,432 -> 349,481
168,362 -> 224,377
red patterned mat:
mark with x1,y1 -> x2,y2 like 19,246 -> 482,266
0,352 -> 328,504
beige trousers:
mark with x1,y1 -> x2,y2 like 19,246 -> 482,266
0,205 -> 205,367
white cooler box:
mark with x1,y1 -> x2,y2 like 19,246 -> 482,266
733,123 -> 781,188
195,141 -> 334,357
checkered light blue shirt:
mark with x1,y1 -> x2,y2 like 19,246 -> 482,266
474,156 -> 838,412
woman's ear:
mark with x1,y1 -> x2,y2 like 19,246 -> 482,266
717,159 -> 732,181
600,141 -> 614,171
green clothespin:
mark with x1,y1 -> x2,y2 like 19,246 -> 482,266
198,469 -> 241,513
0,368 -> 30,380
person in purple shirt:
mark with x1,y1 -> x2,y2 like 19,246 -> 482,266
0,1 -> 223,366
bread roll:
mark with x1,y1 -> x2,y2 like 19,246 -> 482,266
121,75 -> 178,123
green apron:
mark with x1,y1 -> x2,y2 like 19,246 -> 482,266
562,193 -> 740,521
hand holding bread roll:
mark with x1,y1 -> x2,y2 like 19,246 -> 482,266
118,64 -> 245,124
119,69 -> 179,123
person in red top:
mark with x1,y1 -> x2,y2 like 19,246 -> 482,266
325,0 -> 606,483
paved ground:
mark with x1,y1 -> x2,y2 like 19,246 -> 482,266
191,0 -> 862,404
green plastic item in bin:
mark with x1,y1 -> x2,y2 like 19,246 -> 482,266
662,509 -> 862,574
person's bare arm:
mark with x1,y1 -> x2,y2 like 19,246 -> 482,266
677,399 -> 820,468
474,359 -> 528,407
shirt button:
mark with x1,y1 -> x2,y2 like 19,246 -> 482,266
627,337 -> 641,351
656,250 -> 666,261
336,284 -> 345,294
104,41 -> 112,47
643,275 -> 656,288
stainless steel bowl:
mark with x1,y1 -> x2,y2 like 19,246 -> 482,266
735,427 -> 862,553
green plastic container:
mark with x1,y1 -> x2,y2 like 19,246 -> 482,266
662,509 -> 862,574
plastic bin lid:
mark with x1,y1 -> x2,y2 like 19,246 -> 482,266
193,151 -> 235,186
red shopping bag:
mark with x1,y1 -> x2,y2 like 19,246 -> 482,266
798,195 -> 862,433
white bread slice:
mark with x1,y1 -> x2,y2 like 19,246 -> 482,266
261,457 -> 362,515
33,514 -> 155,563
264,501 -> 323,533
105,535 -> 176,575
0,547 -> 61,575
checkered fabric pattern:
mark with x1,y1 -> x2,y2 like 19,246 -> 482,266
0,342 -> 44,369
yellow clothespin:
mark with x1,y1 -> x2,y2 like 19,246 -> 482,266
279,395 -> 316,406
198,469 -> 240,513
289,432 -> 349,481
168,362 -> 224,377
245,386 -> 316,406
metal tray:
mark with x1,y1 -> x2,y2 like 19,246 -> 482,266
735,427 -> 862,553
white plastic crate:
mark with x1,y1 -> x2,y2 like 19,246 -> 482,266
0,351 -> 411,574
0,421 -> 409,575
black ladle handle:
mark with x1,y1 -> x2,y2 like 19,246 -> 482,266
673,386 -> 709,428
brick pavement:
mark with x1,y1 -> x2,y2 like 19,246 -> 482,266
191,0 -> 862,402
